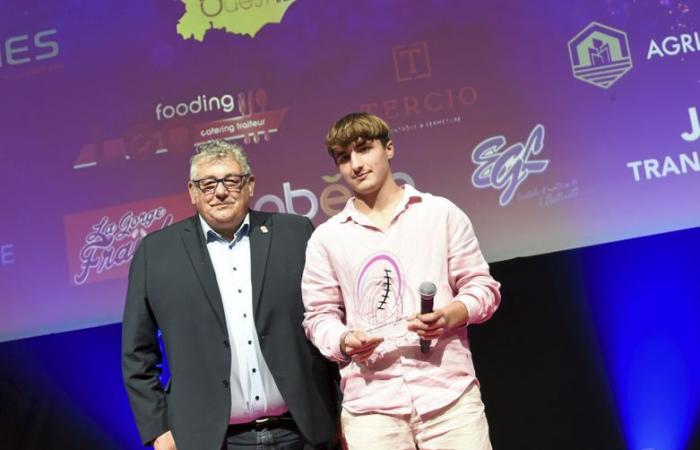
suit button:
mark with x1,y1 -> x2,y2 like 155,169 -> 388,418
222,380 -> 229,388
223,340 -> 230,348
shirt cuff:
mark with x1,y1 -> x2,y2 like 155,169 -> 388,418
454,293 -> 481,327
325,324 -> 353,363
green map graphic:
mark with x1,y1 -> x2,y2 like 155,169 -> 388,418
177,0 -> 296,41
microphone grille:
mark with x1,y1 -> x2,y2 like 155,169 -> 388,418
419,281 -> 437,297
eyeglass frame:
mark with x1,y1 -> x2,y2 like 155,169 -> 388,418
191,173 -> 252,195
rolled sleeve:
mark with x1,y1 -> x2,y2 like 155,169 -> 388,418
302,232 -> 350,362
447,205 -> 501,325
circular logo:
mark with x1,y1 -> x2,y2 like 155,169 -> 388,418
354,252 -> 405,329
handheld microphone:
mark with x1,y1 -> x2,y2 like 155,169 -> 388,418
419,281 -> 437,353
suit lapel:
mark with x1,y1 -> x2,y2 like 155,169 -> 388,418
181,216 -> 227,333
249,210 -> 272,316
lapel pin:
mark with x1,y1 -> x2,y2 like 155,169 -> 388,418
260,225 -> 269,234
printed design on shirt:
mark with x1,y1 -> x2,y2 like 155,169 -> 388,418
354,252 -> 405,329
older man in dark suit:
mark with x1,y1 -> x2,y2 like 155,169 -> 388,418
122,140 -> 339,450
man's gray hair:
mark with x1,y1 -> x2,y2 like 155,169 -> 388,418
190,140 -> 253,180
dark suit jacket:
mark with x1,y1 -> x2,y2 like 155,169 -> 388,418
122,211 -> 340,450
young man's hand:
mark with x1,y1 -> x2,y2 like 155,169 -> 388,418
340,330 -> 384,362
407,302 -> 469,340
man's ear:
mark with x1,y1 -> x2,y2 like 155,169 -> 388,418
247,175 -> 256,197
188,181 -> 197,205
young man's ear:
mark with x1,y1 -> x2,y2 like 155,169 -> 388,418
385,140 -> 394,160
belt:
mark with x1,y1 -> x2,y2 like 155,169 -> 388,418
228,412 -> 295,432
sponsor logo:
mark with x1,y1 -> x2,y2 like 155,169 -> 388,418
627,151 -> 699,181
177,0 -> 296,40
64,195 -> 192,285
516,178 -> 580,208
360,88 -> 476,122
568,22 -> 633,89
0,244 -> 15,266
194,89 -> 286,144
471,124 -> 550,207
682,106 -> 700,142
647,31 -> 700,60
1,28 -> 61,79
626,107 -> 700,182
393,42 -> 432,82
73,88 -> 287,170
156,93 -> 236,120
254,172 -> 415,220
360,41 -> 477,134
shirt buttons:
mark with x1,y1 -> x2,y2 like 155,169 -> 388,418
252,368 -> 257,373
255,395 -> 260,401
243,313 -> 247,318
222,380 -> 230,388
237,289 -> 242,293
233,267 -> 237,271
223,340 -> 230,348
248,340 -> 252,345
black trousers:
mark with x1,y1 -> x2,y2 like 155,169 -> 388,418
223,422 -> 337,450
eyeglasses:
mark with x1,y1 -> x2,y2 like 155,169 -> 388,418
192,174 -> 250,195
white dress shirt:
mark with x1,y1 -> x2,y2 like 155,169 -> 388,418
200,214 -> 287,423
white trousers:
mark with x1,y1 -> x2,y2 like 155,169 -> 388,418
341,383 -> 492,450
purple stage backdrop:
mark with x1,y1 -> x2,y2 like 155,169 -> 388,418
1,0 -> 699,341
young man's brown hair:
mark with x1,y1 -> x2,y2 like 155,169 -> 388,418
325,112 -> 391,155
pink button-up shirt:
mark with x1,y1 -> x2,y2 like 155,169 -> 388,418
302,185 -> 500,415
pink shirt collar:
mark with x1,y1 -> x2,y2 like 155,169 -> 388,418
339,184 -> 424,226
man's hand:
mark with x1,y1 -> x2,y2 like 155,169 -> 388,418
153,431 -> 176,450
340,330 -> 383,362
407,302 -> 469,340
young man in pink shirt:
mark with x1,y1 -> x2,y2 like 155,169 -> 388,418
301,112 -> 501,449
